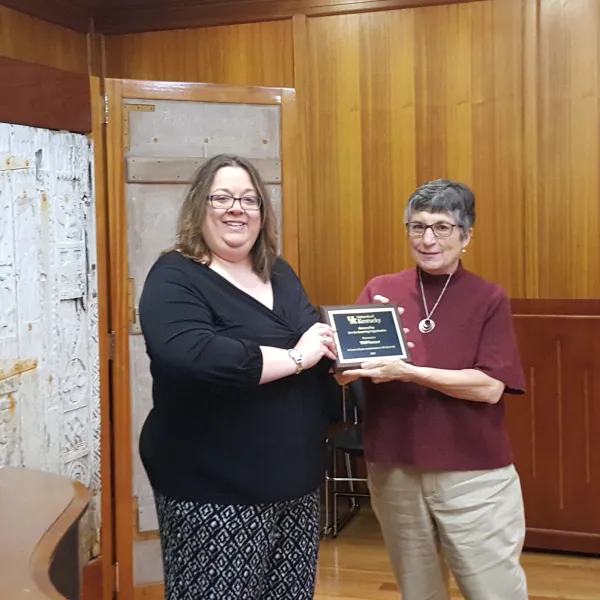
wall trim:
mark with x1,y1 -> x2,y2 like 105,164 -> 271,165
511,299 -> 600,317
94,0 -> 479,34
0,0 -> 90,32
1,0 -> 483,36
525,529 -> 600,555
0,56 -> 92,133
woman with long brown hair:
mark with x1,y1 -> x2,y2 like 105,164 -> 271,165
138,154 -> 337,599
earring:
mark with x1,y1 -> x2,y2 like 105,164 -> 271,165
462,248 -> 466,253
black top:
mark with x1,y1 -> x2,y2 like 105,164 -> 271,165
138,250 -> 334,505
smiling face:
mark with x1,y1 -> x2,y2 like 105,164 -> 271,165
201,166 -> 263,264
407,210 -> 472,275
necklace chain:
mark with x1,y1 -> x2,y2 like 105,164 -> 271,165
418,269 -> 453,327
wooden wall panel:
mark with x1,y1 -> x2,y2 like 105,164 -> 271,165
0,56 -> 92,132
0,5 -> 88,73
506,301 -> 600,553
529,0 -> 600,299
304,15 -> 365,305
103,20 -> 294,87
302,0 -> 524,305
296,1 -> 600,554
359,11 -> 417,298
413,0 -> 524,297
96,0 -> 600,304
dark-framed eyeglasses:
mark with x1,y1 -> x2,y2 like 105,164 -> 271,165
406,221 -> 458,238
207,194 -> 262,211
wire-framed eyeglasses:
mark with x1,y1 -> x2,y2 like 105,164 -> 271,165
406,221 -> 458,238
207,195 -> 262,211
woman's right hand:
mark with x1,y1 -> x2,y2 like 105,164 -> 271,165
294,323 -> 337,370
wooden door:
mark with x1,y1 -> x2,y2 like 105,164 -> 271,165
104,78 -> 301,598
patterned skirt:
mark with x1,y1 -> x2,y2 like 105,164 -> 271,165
154,489 -> 321,600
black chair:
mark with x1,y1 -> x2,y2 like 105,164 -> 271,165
323,379 -> 369,537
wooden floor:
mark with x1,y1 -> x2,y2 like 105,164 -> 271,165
315,511 -> 600,599
135,510 -> 600,599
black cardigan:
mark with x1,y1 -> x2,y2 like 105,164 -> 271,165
138,250 -> 335,505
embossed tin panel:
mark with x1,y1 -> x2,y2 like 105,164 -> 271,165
0,123 -> 100,560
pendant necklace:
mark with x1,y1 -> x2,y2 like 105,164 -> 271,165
417,268 -> 453,334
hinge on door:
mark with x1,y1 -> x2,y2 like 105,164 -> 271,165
127,278 -> 136,325
108,331 -> 116,360
103,94 -> 109,124
114,561 -> 120,594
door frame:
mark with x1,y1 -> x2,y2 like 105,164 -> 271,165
90,76 -> 116,600
104,77 -> 302,598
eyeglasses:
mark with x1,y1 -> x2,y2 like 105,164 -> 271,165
406,221 -> 458,238
207,195 -> 262,211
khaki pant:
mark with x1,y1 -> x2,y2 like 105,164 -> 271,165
367,463 -> 528,600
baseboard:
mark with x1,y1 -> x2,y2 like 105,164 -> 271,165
134,583 -> 165,600
524,528 -> 600,555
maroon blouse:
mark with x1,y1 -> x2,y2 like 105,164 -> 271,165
356,263 -> 525,471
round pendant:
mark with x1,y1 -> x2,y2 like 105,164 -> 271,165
418,318 -> 435,333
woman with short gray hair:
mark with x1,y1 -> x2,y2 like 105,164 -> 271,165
338,179 -> 528,599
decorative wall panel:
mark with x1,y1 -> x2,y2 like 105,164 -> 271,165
506,301 -> 600,553
0,123 -> 100,559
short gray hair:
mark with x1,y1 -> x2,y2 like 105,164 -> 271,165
404,179 -> 476,237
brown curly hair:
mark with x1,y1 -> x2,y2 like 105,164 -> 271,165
174,154 -> 279,282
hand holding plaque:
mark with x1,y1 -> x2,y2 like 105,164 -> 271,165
319,303 -> 412,372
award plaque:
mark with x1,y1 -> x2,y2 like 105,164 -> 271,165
319,303 -> 412,371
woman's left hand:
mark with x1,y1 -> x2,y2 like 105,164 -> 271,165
344,358 -> 417,384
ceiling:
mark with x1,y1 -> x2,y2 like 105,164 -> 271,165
2,0 -> 294,32
1,0 -> 470,34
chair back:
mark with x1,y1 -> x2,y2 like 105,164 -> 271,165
343,379 -> 366,424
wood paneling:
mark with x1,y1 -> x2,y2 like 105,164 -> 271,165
0,56 -> 91,132
506,300 -> 600,553
304,13 -> 366,304
0,0 -> 90,32
104,77 -> 136,597
528,0 -> 600,299
292,15 -> 312,281
298,0 -> 600,306
301,1 -> 524,305
281,88 -> 302,272
104,20 -> 294,87
511,299 -> 600,317
93,0 -> 480,34
295,1 -> 600,557
97,0 -> 600,303
0,5 -> 88,72
90,75 -> 116,600
415,0 -> 524,295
